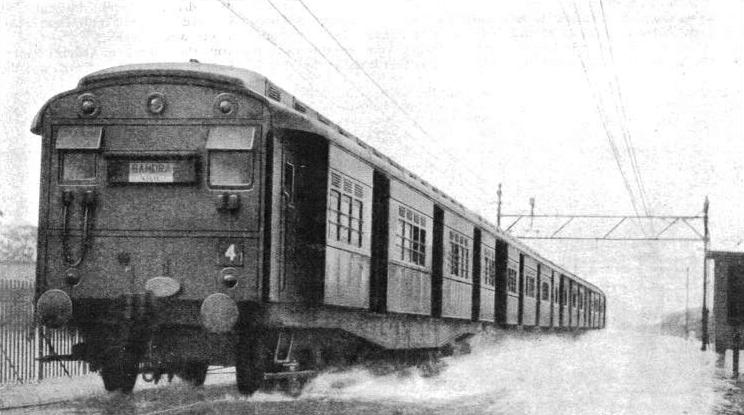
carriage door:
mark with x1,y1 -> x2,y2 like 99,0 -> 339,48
277,133 -> 327,303
280,141 -> 301,301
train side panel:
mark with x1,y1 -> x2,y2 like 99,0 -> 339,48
551,271 -> 560,328
385,179 -> 433,315
505,245 -> 520,325
571,281 -> 580,328
537,265 -> 552,327
478,231 -> 497,322
577,285 -> 585,327
440,209 -> 474,320
323,145 -> 373,308
560,275 -> 569,327
521,255 -> 537,327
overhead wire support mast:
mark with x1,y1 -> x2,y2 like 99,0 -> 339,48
501,213 -> 704,241
497,196 -> 711,349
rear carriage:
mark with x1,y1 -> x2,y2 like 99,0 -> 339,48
32,62 -> 605,394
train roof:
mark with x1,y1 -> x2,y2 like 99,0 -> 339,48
32,61 -> 604,295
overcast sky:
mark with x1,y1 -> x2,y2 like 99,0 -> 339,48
1,0 -> 742,326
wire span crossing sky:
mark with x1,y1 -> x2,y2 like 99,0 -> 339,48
0,0 -> 741,326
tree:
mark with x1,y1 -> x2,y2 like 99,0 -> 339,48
0,224 -> 36,263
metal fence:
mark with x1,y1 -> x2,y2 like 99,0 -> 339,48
0,279 -> 89,384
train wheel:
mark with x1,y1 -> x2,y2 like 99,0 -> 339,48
178,361 -> 209,386
236,332 -> 271,395
100,355 -> 139,393
100,365 -> 122,391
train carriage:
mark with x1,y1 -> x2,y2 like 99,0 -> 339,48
32,62 -> 606,394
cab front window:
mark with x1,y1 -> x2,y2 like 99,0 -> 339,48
61,152 -> 96,182
207,126 -> 256,188
56,126 -> 102,184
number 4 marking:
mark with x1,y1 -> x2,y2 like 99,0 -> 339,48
225,244 -> 238,262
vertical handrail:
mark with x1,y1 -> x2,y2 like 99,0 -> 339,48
62,191 -> 96,268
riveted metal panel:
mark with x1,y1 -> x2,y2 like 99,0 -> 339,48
47,84 -> 264,120
43,235 -> 260,302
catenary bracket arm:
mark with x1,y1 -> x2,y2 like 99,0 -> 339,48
602,217 -> 626,239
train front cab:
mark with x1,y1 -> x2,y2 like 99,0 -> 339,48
32,71 -> 281,391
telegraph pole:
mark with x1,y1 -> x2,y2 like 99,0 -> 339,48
701,196 -> 710,350
685,267 -> 690,339
529,197 -> 535,229
496,183 -> 502,228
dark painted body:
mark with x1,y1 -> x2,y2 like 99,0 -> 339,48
32,63 -> 606,392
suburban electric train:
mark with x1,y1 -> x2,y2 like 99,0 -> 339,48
32,62 -> 606,394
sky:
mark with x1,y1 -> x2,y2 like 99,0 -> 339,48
1,0 -> 742,327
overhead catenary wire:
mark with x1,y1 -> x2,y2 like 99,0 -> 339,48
266,0 -> 501,206
585,1 -> 650,218
252,0 -> 498,202
560,1 -> 645,226
213,0 -> 496,205
261,0 -> 468,170
585,1 -> 650,217
595,0 -> 652,215
296,0 -> 431,138
214,0 -> 317,85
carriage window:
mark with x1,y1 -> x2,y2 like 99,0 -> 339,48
206,126 -> 255,188
541,281 -> 550,301
507,268 -> 518,294
571,287 -> 578,307
483,249 -> 496,286
396,206 -> 427,266
525,273 -> 536,298
448,231 -> 470,279
327,171 -> 363,247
